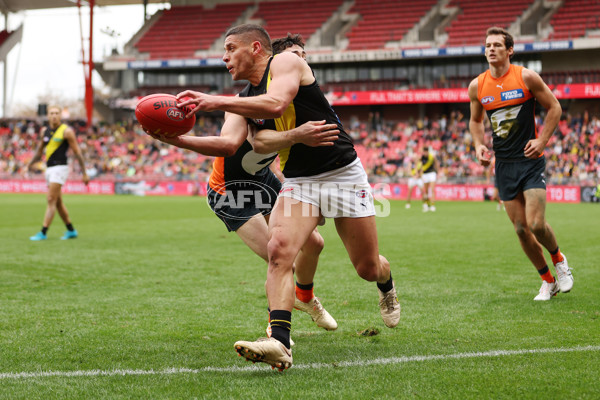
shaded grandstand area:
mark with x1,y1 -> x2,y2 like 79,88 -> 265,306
124,0 -> 600,60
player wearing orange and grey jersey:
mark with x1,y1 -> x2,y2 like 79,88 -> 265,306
468,26 -> 573,301
27,105 -> 89,241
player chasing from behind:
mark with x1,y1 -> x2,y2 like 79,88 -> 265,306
27,105 -> 89,241
146,116 -> 339,335
176,25 -> 401,371
469,27 -> 573,301
144,34 -> 341,340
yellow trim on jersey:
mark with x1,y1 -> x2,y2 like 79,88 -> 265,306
422,153 -> 434,172
266,67 -> 296,172
411,161 -> 423,176
45,124 -> 67,160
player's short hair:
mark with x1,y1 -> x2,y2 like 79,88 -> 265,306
486,27 -> 514,59
272,33 -> 305,55
225,24 -> 272,55
47,105 -> 62,113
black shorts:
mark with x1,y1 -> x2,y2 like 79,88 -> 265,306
207,172 -> 281,232
495,157 -> 546,201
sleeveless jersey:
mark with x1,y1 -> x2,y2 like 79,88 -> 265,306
43,124 -> 69,167
477,64 -> 537,160
208,139 -> 278,195
421,153 -> 436,173
240,57 -> 357,178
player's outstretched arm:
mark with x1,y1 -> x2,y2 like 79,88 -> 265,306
149,112 -> 247,157
176,53 -> 307,120
252,120 -> 339,154
468,78 -> 491,167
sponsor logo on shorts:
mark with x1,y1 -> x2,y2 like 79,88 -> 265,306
356,189 -> 369,199
501,89 -> 524,101
279,187 -> 294,194
481,96 -> 495,104
166,108 -> 186,121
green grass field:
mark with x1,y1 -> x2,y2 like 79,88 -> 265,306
1,193 -> 598,399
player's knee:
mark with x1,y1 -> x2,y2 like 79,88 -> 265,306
355,259 -> 381,282
267,236 -> 296,266
513,221 -> 528,238
529,220 -> 546,238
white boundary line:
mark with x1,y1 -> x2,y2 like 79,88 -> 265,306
2,345 -> 599,379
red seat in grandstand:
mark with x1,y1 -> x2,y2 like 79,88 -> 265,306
250,0 -> 343,41
444,0 -> 533,47
345,0 -> 437,50
548,0 -> 600,40
135,3 -> 251,59
0,29 -> 11,46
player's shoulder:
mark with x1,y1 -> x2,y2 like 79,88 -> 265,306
271,51 -> 306,71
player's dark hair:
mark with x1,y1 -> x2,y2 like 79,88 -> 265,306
486,27 -> 514,59
225,24 -> 272,54
272,33 -> 305,55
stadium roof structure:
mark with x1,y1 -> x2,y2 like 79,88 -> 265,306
0,0 -> 166,14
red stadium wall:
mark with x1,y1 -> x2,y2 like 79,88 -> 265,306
0,179 -> 581,203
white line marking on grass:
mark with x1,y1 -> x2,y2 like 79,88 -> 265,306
2,345 -> 599,379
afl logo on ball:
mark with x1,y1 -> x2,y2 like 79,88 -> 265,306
166,108 -> 185,121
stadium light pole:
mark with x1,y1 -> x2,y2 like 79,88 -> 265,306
77,0 -> 94,129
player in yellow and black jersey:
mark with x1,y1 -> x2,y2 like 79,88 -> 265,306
176,24 -> 400,370
27,105 -> 88,241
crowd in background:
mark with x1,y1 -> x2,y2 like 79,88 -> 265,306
1,110 -> 599,186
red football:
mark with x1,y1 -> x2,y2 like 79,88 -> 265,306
135,93 -> 196,137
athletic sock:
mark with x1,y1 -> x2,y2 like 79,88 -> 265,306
537,265 -> 555,283
41,227 -> 48,235
295,282 -> 314,303
377,273 -> 394,293
66,223 -> 75,232
550,247 -> 564,265
269,310 -> 291,349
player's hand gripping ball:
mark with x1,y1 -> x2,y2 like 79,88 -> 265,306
135,93 -> 196,137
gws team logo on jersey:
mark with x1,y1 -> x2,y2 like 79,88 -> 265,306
481,96 -> 495,105
501,89 -> 524,101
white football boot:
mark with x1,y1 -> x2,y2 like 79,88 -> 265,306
554,253 -> 574,293
294,297 -> 338,331
378,283 -> 401,328
234,337 -> 292,371
533,280 -> 559,301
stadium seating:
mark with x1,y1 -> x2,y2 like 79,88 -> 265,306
135,3 -> 251,59
444,0 -> 534,47
548,0 -> 600,40
250,0 -> 344,41
345,0 -> 437,50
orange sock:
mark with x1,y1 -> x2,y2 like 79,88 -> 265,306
539,267 -> 555,283
295,283 -> 314,303
550,248 -> 564,265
